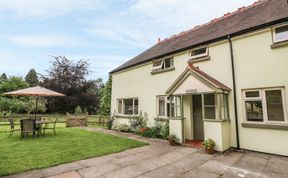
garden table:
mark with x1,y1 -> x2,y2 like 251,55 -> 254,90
35,121 -> 48,135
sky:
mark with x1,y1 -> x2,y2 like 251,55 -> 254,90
0,0 -> 257,82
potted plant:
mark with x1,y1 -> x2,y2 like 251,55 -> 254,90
202,138 -> 215,154
168,134 -> 179,146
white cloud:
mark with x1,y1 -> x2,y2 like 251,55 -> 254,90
85,19 -> 152,48
7,34 -> 79,48
128,0 -> 257,32
84,0 -> 257,48
0,0 -> 102,18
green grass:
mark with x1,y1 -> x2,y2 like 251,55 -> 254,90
0,128 -> 147,176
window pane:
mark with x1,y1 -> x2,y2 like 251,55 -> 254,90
153,60 -> 162,67
245,91 -> 259,98
170,96 -> 181,117
266,90 -> 284,121
158,97 -> 165,116
166,103 -> 170,117
118,100 -> 122,114
222,94 -> 229,119
275,25 -> 288,42
134,99 -> 139,115
205,106 -> 215,119
204,93 -> 215,105
245,101 -> 263,122
191,47 -> 207,56
124,99 -> 133,115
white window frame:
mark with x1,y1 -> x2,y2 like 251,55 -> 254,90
202,93 -> 219,120
117,98 -> 139,116
152,57 -> 174,72
156,96 -> 170,117
243,88 -> 287,124
189,47 -> 208,60
152,59 -> 163,71
272,24 -> 288,43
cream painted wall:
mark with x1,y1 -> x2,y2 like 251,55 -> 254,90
169,119 -> 183,142
111,24 -> 288,155
232,28 -> 288,155
111,51 -> 189,126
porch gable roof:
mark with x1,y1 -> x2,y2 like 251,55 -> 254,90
166,64 -> 231,95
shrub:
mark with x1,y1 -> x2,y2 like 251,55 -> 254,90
74,105 -> 83,115
160,121 -> 169,139
112,124 -> 131,132
129,111 -> 147,132
106,115 -> 115,130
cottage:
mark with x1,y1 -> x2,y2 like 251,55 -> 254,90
110,0 -> 288,156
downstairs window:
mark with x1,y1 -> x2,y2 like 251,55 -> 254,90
243,88 -> 287,123
117,98 -> 139,115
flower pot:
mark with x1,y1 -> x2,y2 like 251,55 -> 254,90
205,147 -> 215,154
169,139 -> 177,146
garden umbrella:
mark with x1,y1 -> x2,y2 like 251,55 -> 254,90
4,86 -> 65,119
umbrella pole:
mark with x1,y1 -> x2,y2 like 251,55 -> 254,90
35,97 -> 38,120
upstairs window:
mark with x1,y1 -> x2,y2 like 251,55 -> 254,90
152,57 -> 174,73
117,98 -> 139,115
190,47 -> 208,60
273,24 -> 288,43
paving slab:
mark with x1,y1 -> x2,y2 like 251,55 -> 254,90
78,162 -> 120,178
232,154 -> 267,174
1,170 -> 43,178
198,159 -> 230,175
79,155 -> 116,167
41,161 -> 85,177
141,164 -> 186,178
179,168 -> 220,178
46,171 -> 81,178
260,156 -> 288,178
104,165 -> 149,178
222,167 -> 260,178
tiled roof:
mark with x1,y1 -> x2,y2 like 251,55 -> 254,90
187,64 -> 231,91
111,0 -> 288,74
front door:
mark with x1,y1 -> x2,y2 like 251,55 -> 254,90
193,95 -> 204,140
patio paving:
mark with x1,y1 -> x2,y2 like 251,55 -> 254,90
3,127 -> 288,178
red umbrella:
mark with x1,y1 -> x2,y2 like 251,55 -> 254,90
5,86 -> 65,118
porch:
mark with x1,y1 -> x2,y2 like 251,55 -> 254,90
166,64 -> 232,151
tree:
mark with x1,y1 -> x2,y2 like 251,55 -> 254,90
0,73 -> 7,81
25,69 -> 39,86
41,56 -> 103,114
100,76 -> 112,115
0,76 -> 29,94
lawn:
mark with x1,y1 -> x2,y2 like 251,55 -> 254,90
0,128 -> 147,176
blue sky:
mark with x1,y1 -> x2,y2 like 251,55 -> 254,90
0,0 -> 256,82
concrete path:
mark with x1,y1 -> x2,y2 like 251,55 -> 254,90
3,127 -> 288,178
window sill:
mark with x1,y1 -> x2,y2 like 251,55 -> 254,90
203,119 -> 230,123
188,56 -> 210,63
242,122 -> 288,130
168,117 -> 184,120
115,115 -> 139,119
271,40 -> 288,49
151,67 -> 175,75
154,117 -> 169,122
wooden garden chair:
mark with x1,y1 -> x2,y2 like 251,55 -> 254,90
8,118 -> 21,137
20,119 -> 39,138
43,118 -> 58,135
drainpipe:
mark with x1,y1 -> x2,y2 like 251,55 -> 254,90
228,35 -> 240,150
